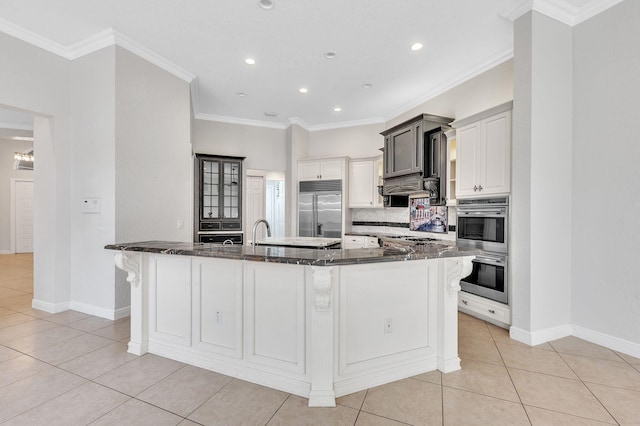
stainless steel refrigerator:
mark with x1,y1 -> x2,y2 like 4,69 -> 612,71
298,180 -> 342,238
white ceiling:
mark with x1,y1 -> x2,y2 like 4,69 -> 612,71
0,0 -> 622,129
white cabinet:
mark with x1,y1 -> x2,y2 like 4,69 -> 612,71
348,157 -> 383,208
148,254 -> 192,347
454,104 -> 512,199
458,291 -> 511,326
342,235 -> 379,249
298,159 -> 344,181
192,258 -> 243,358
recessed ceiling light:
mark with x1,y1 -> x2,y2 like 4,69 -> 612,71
324,52 -> 336,59
236,92 -> 246,97
410,42 -> 423,51
259,0 -> 274,10
245,58 -> 256,65
333,107 -> 342,112
299,87 -> 308,94
264,111 -> 279,117
362,83 -> 373,89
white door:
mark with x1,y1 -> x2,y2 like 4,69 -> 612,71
245,175 -> 266,244
15,180 -> 34,253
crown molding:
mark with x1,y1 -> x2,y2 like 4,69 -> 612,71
0,18 -> 68,57
0,21 -> 194,83
196,113 -> 287,130
66,28 -> 116,59
304,117 -> 386,132
500,0 -> 624,26
287,117 -> 310,131
384,45 -> 513,124
111,30 -> 195,83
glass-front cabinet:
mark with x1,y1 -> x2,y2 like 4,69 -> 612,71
194,154 -> 244,242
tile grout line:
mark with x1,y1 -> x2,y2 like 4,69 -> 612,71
485,320 -> 533,425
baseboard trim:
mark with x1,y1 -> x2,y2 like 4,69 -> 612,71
114,306 -> 131,320
573,325 -> 640,359
0,250 -> 14,254
32,299 -> 70,314
510,323 -> 640,359
509,324 -> 572,346
68,301 -> 130,320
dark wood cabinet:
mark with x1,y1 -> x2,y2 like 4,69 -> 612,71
381,114 -> 452,179
194,154 -> 244,242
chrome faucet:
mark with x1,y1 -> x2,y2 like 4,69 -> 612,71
251,219 -> 271,246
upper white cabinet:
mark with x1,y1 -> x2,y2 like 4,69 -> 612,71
453,102 -> 512,199
349,156 -> 383,208
298,158 -> 344,181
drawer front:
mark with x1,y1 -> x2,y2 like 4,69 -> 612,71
199,234 -> 243,244
222,221 -> 242,230
459,293 -> 510,324
343,236 -> 365,249
364,237 -> 379,248
200,222 -> 221,231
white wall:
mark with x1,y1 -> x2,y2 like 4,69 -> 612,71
511,12 -> 573,342
115,47 -> 192,243
192,120 -> 287,172
572,1 -> 640,346
68,46 -> 118,317
0,139 -> 33,253
386,60 -> 514,128
307,124 -> 384,159
0,32 -> 73,310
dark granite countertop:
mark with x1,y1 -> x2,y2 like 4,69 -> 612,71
105,240 -> 477,266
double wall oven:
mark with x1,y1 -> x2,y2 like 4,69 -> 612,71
456,197 -> 509,304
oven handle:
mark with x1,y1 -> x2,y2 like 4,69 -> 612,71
474,255 -> 505,265
458,210 -> 505,216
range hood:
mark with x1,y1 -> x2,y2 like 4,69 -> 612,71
380,114 -> 452,205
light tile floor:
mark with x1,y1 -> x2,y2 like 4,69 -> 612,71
1,253 -> 640,425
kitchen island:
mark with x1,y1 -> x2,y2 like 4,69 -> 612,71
106,240 -> 475,407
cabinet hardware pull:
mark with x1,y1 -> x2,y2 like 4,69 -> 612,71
479,185 -> 484,191
462,300 -> 468,305
473,185 -> 478,192
488,309 -> 495,314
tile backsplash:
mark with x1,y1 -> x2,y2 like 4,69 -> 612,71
351,206 -> 457,241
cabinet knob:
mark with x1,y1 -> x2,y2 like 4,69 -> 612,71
462,299 -> 468,305
473,185 -> 478,192
488,309 -> 495,314
478,185 -> 484,191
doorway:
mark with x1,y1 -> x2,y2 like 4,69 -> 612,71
11,178 -> 34,253
245,171 -> 266,244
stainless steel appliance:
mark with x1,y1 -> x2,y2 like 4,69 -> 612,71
457,197 -> 508,253
298,180 -> 342,238
456,197 -> 509,304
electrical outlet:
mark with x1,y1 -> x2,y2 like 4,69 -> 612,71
384,318 -> 393,334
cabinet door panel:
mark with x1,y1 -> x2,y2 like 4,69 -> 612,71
320,160 -> 343,180
244,263 -> 306,374
482,112 -> 511,195
387,126 -> 418,177
193,258 -> 243,358
456,124 -> 480,197
349,160 -> 375,207
149,255 -> 192,346
298,161 -> 321,180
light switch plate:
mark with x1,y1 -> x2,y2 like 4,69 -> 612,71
81,197 -> 101,214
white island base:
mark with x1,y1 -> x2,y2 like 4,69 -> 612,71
114,250 -> 473,407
